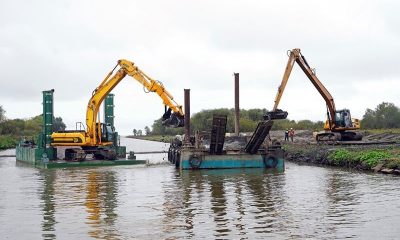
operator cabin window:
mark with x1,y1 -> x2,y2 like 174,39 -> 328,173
335,112 -> 341,121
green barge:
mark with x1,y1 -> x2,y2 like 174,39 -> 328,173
16,90 -> 146,168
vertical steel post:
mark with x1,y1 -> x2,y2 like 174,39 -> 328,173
104,93 -> 115,128
42,89 -> 56,160
184,89 -> 190,144
234,73 -> 240,136
42,89 -> 54,148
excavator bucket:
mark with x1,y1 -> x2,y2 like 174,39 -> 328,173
162,109 -> 184,127
263,109 -> 288,120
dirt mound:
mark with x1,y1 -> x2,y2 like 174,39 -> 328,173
362,131 -> 400,142
270,130 -> 400,144
269,130 -> 314,144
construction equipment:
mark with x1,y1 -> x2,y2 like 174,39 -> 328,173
209,115 -> 227,155
265,48 -> 362,142
244,120 -> 274,154
51,59 -> 184,160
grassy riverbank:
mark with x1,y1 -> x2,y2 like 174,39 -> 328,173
284,143 -> 400,174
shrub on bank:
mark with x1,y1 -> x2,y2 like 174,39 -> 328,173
329,149 -> 354,165
0,135 -> 18,150
328,148 -> 398,169
356,151 -> 391,168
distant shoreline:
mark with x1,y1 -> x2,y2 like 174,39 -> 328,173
126,135 -> 174,143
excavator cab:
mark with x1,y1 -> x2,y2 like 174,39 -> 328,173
98,123 -> 115,143
334,109 -> 352,128
325,109 -> 359,130
321,109 -> 362,141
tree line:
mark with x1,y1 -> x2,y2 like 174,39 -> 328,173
361,102 -> 400,129
148,108 -> 323,136
0,105 -> 66,149
2,101 -> 400,145
147,102 -> 400,135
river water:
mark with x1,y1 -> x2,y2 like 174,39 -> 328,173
0,138 -> 399,239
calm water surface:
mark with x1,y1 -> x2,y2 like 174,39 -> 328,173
0,138 -> 399,239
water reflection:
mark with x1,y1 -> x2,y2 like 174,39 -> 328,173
246,172 -> 279,234
208,174 -> 229,238
3,139 -> 400,239
85,170 -> 120,239
84,171 -> 118,239
40,170 -> 57,240
322,171 -> 362,238
233,176 -> 246,237
39,169 -> 120,240
162,169 -> 287,238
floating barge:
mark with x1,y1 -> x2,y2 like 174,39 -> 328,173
168,102 -> 285,171
16,147 -> 145,169
16,90 -> 146,168
16,144 -> 145,169
179,148 -> 284,170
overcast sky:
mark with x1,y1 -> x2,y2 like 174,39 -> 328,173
1,0 -> 399,135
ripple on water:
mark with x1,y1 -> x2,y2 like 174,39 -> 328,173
1,139 -> 400,239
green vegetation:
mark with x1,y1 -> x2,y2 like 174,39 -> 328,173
0,106 -> 66,150
151,119 -> 184,136
285,144 -> 400,172
149,108 -> 323,136
358,151 -> 391,167
132,129 -> 143,136
0,105 -> 5,123
362,102 -> 400,129
0,135 -> 18,149
329,149 -> 353,165
328,148 -> 399,168
144,101 -> 400,137
146,101 -> 400,140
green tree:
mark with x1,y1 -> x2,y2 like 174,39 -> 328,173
149,107 -> 326,135
272,119 -> 296,130
296,120 -> 323,131
0,119 -> 25,135
191,108 -> 234,132
239,118 -> 258,132
0,105 -> 5,123
151,119 -> 184,135
24,115 -> 42,136
144,126 -> 151,135
53,117 -> 66,131
362,102 -> 400,129
247,108 -> 267,121
151,119 -> 165,135
133,129 -> 137,136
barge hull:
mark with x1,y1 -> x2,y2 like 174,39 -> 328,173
180,150 -> 284,171
16,146 -> 146,169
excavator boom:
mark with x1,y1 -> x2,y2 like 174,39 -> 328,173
266,48 -> 361,141
267,49 -> 336,123
52,59 -> 184,153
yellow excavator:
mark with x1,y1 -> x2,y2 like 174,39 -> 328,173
51,59 -> 184,159
265,48 -> 362,142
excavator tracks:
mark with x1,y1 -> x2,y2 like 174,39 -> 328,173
316,131 -> 363,143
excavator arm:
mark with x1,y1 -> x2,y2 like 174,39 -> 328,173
86,59 -> 184,145
267,49 -> 336,127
